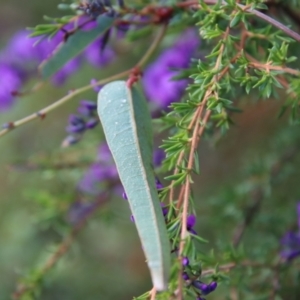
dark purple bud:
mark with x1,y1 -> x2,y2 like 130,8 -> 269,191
77,100 -> 97,117
85,118 -> 99,129
196,297 -> 206,300
130,215 -> 135,222
208,281 -> 217,292
69,114 -> 85,125
160,203 -> 168,216
67,201 -> 97,225
187,214 -> 196,230
280,229 -> 300,261
62,135 -> 81,147
182,272 -> 189,280
189,228 -> 198,235
156,178 -> 164,190
80,100 -> 97,110
122,191 -> 128,200
162,206 -> 168,216
192,281 -> 210,294
83,0 -> 105,18
66,122 -> 86,134
153,149 -> 165,167
281,249 -> 300,261
78,106 -> 92,117
182,257 -> 189,266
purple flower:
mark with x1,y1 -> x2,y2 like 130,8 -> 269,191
187,214 -> 197,235
64,100 -> 98,144
187,214 -> 196,228
97,143 -> 113,162
182,272 -> 189,280
193,281 -> 217,295
78,100 -> 97,116
4,30 -> 43,64
67,200 -> 98,225
280,231 -> 300,260
193,281 -> 209,293
85,118 -> 99,129
153,148 -> 165,167
208,281 -> 217,292
66,115 -> 86,133
156,178 -> 164,190
182,256 -> 189,266
161,204 -> 168,217
143,29 -> 200,110
79,163 -> 118,195
78,143 -> 118,195
0,64 -> 23,110
160,202 -> 169,217
122,191 -> 128,200
84,37 -> 115,67
5,29 -> 64,66
52,57 -> 82,85
280,201 -> 300,261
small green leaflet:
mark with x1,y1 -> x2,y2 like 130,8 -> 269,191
41,15 -> 114,79
97,81 -> 170,291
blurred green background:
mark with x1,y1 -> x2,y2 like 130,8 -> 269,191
1,1 -> 300,300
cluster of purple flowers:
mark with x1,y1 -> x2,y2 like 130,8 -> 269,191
142,29 -> 200,111
193,281 -> 218,298
62,100 -> 99,147
280,202 -> 300,261
0,16 -> 115,111
181,215 -> 218,299
182,258 -> 217,299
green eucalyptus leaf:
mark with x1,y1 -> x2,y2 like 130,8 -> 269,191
41,15 -> 114,79
97,81 -> 170,291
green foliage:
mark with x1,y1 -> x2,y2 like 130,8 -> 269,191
29,15 -> 75,38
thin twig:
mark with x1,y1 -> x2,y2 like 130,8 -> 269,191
201,260 -> 279,276
0,71 -> 130,138
7,161 -> 93,172
177,0 -> 300,42
248,62 -> 300,76
136,24 -> 168,69
149,287 -> 157,300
